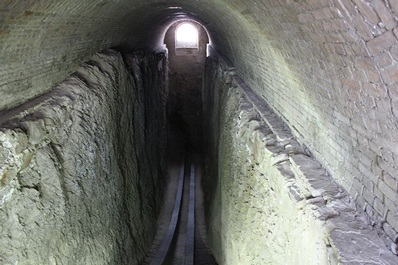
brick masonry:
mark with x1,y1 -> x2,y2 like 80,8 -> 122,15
202,53 -> 398,264
201,0 -> 398,243
0,0 -> 398,247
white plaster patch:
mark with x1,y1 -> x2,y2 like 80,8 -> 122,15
0,185 -> 15,208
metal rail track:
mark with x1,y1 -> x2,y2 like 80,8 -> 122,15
150,158 -> 196,265
184,163 -> 195,264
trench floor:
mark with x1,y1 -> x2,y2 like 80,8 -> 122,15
142,153 -> 217,265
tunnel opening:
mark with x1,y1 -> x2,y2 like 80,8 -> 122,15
175,23 -> 199,50
136,19 -> 218,265
164,20 -> 209,159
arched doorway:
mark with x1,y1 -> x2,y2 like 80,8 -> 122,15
164,21 -> 209,155
175,23 -> 199,49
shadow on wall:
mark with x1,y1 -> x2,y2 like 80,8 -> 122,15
164,20 -> 209,158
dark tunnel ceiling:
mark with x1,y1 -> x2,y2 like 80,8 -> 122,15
2,0 -> 253,110
123,3 -> 217,50
0,0 -> 361,117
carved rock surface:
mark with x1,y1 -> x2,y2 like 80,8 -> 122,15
0,49 -> 168,265
202,55 -> 398,265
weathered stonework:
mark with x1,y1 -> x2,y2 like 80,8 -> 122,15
0,49 -> 168,264
203,54 -> 398,264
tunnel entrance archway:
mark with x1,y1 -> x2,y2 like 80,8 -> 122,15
175,22 -> 199,49
164,20 -> 209,157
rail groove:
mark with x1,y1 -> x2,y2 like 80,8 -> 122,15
184,163 -> 195,265
149,157 -> 196,265
150,159 -> 186,265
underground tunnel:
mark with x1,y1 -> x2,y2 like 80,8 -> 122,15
1,1 -> 398,264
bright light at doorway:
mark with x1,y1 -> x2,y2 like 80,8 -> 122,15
176,23 -> 198,48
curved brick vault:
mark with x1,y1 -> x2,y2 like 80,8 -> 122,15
1,0 -> 398,263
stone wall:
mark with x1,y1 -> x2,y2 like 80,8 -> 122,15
217,1 -> 398,244
0,49 -> 168,264
202,54 -> 398,264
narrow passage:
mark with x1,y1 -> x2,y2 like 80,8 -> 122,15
142,154 -> 217,265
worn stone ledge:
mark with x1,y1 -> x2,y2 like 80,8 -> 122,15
237,67 -> 398,265
204,52 -> 398,264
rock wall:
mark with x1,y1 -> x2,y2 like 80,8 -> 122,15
0,49 -> 168,264
202,54 -> 398,265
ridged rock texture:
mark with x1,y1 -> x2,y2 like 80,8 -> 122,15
202,54 -> 398,264
0,49 -> 168,265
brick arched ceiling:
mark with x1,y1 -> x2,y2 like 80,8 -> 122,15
0,0 -> 318,111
